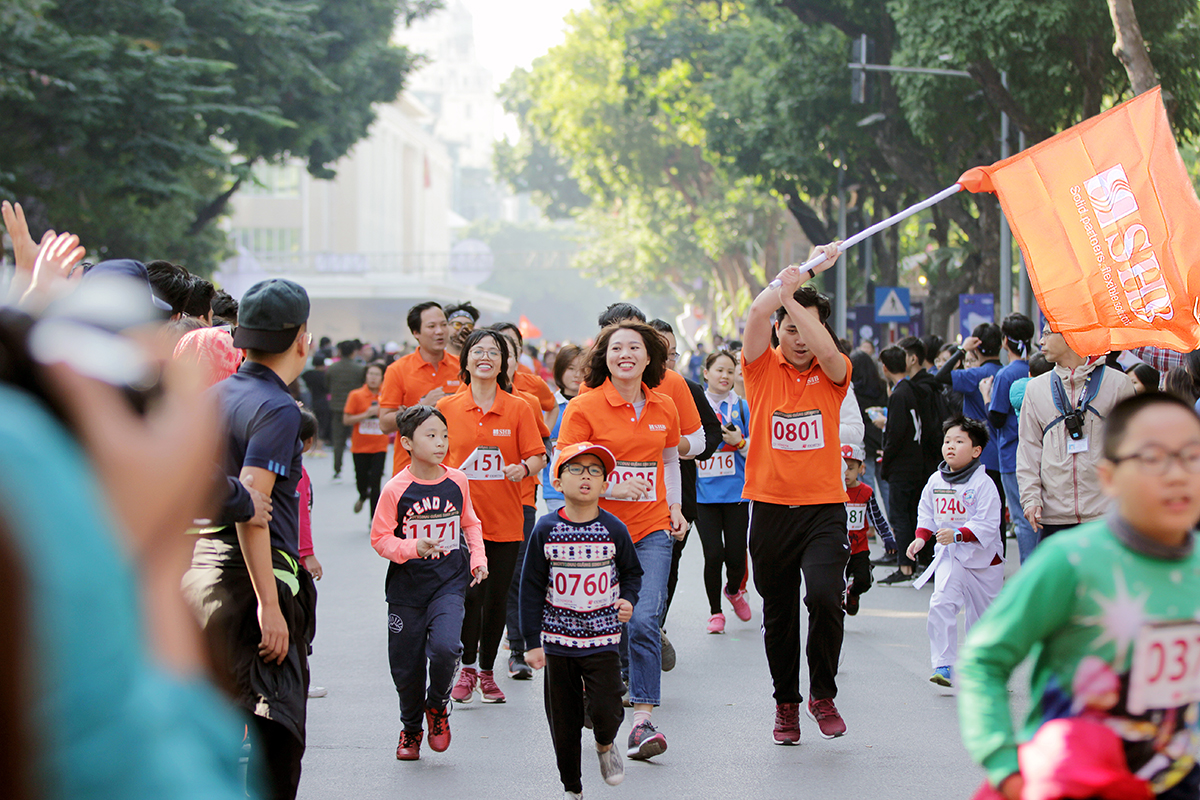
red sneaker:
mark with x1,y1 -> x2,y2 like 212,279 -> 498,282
724,588 -> 752,622
425,705 -> 451,752
395,730 -> 423,761
773,703 -> 800,745
451,667 -> 477,704
478,669 -> 506,703
806,697 -> 847,738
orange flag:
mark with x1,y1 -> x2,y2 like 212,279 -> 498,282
518,314 -> 542,340
959,87 -> 1200,356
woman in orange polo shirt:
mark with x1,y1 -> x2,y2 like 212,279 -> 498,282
557,320 -> 686,762
343,361 -> 389,518
440,329 -> 546,706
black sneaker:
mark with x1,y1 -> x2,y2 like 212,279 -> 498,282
660,629 -> 676,672
870,551 -> 898,566
508,652 -> 533,680
844,591 -> 860,616
878,569 -> 914,586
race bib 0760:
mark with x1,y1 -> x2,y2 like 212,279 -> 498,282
404,513 -> 461,550
549,562 -> 617,613
771,409 -> 824,451
606,460 -> 658,502
698,451 -> 736,479
460,446 -> 504,481
1128,621 -> 1200,714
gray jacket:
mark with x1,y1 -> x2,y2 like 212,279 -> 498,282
1016,360 -> 1134,525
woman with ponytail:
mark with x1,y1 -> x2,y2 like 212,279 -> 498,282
986,313 -> 1037,563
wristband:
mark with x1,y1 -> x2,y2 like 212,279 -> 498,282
522,461 -> 531,477
737,437 -> 748,450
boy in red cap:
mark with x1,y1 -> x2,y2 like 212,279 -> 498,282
519,442 -> 644,800
841,443 -> 893,616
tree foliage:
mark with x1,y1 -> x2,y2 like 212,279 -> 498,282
0,0 -> 439,271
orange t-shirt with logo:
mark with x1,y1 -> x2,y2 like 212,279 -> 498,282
437,388 -> 544,542
578,368 -> 701,436
344,385 -> 389,454
452,382 -> 549,506
380,349 -> 461,474
741,348 -> 852,506
557,379 -> 681,542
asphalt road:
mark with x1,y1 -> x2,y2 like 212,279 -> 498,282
298,448 -> 1029,800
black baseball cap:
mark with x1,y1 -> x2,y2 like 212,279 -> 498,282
232,278 -> 310,353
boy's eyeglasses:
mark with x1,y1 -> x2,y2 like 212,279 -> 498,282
562,464 -> 606,477
1110,445 -> 1200,476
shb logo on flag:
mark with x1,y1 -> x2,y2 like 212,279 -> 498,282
1084,165 -> 1139,227
1075,163 -> 1174,324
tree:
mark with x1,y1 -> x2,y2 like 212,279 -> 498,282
0,0 -> 439,271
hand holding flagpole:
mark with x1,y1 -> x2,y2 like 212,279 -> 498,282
767,183 -> 965,290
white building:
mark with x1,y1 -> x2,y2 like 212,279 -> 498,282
218,92 -> 509,344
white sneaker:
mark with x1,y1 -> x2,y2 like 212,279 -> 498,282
564,792 -> 582,800
598,746 -> 624,785
308,686 -> 328,698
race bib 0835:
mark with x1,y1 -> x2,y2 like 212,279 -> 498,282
606,460 -> 658,502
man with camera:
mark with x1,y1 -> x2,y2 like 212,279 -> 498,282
1015,324 -> 1133,543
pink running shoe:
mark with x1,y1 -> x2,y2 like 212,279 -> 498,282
478,670 -> 506,704
451,667 -> 477,704
707,613 -> 726,634
724,588 -> 752,622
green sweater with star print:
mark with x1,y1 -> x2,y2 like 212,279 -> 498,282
957,517 -> 1200,793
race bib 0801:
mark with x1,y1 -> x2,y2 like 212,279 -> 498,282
698,451 -> 736,479
404,513 -> 461,550
932,489 -> 969,528
549,562 -> 617,613
771,409 -> 824,451
460,446 -> 504,481
1128,621 -> 1200,715
606,460 -> 658,502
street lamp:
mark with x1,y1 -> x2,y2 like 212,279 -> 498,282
848,36 -> 1028,331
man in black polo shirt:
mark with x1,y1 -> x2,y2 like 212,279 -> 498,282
183,278 -> 315,800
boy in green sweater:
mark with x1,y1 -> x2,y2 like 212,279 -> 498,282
958,392 -> 1200,799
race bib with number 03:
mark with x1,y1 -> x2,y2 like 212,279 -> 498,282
846,503 -> 867,530
697,451 -> 736,479
606,460 -> 658,502
359,416 -> 383,436
549,562 -> 617,613
932,489 -> 969,528
771,409 -> 825,451
1128,620 -> 1200,715
460,446 -> 504,480
404,513 -> 461,550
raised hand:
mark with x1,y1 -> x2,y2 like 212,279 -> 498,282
22,230 -> 85,307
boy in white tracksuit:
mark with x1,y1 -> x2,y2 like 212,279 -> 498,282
907,416 -> 1004,688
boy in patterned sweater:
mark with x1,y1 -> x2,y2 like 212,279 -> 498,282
841,443 -> 894,616
520,443 -> 644,800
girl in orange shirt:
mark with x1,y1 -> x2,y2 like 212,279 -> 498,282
343,362 -> 389,518
440,329 -> 546,706
557,321 -> 686,762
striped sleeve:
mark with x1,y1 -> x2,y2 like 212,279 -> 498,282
866,492 -> 894,547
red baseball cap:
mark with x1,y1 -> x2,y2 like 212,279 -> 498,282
554,442 -> 616,477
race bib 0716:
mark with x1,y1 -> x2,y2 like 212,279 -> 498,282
771,409 -> 824,451
460,446 -> 504,481
698,451 -> 736,479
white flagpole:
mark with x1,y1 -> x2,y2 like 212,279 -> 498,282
768,182 -> 964,289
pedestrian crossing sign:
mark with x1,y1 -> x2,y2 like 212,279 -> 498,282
875,287 -> 910,322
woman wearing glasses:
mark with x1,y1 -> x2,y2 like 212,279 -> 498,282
440,329 -> 546,705
556,320 -> 687,761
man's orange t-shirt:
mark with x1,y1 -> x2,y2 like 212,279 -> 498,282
557,379 -> 681,542
380,349 -> 461,474
344,385 -> 389,454
514,371 -> 556,412
741,348 -> 851,506
578,368 -> 701,436
437,388 -> 544,542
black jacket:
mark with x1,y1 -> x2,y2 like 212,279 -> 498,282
880,369 -> 943,482
679,376 -> 723,523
